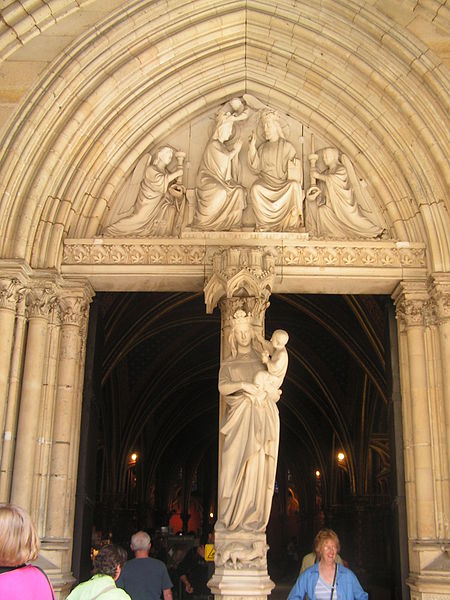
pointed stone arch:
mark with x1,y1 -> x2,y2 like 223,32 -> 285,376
0,2 -> 448,598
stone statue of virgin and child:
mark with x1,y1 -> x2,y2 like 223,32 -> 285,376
216,309 -> 289,533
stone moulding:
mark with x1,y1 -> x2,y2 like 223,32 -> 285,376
62,237 -> 427,294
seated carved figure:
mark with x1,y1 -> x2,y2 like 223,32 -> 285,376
248,110 -> 304,231
305,147 -> 385,239
191,112 -> 247,231
102,146 -> 184,237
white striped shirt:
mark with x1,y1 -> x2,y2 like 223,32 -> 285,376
315,574 -> 338,599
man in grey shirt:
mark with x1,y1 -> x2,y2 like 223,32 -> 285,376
117,531 -> 173,600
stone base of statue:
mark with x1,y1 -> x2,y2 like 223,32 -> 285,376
208,531 -> 275,600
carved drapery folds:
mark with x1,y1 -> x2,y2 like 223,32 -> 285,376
100,95 -> 387,240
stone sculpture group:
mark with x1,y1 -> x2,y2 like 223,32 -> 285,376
217,310 -> 288,534
102,96 -> 386,239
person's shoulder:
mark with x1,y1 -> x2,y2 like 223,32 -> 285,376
337,564 -> 356,577
114,588 -> 132,599
147,556 -> 169,569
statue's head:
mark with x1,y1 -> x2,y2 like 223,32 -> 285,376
261,109 -> 283,141
154,145 -> 175,166
229,309 -> 254,357
322,147 -> 339,167
213,112 -> 234,142
271,329 -> 289,349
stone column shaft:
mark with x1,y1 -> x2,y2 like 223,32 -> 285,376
404,323 -> 435,538
429,276 -> 450,539
46,296 -> 88,540
394,282 -> 436,540
0,294 -> 27,502
11,288 -> 53,512
438,318 -> 450,484
0,280 -> 21,454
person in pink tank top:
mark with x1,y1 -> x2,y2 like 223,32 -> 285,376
0,503 -> 54,600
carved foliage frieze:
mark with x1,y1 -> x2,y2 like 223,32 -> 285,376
63,242 -> 207,266
63,240 -> 426,270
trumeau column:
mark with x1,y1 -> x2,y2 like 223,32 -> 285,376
393,280 -> 450,600
205,247 -> 278,600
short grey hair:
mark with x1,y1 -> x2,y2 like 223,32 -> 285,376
131,530 -> 151,551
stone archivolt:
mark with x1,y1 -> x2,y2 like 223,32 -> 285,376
0,2 -> 448,599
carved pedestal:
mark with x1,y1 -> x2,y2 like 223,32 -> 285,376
209,531 -> 274,600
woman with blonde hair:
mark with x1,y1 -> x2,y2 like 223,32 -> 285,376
0,503 -> 54,599
288,528 -> 368,600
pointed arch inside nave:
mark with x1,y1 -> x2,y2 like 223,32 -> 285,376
72,290 -> 404,598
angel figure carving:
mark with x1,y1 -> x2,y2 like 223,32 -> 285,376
102,146 -> 186,237
305,147 -> 386,239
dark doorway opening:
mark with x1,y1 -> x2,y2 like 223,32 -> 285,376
72,291 -> 407,599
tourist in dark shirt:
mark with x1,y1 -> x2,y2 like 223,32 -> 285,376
178,536 -> 211,599
117,531 -> 173,600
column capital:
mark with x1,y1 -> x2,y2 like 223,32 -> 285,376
52,279 -> 94,330
25,285 -> 57,320
204,247 -> 276,314
57,296 -> 91,327
0,278 -> 23,311
428,274 -> 450,325
392,280 -> 430,328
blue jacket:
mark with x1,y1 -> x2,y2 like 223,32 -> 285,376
287,562 -> 368,600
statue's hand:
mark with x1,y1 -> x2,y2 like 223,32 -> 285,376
306,186 -> 321,201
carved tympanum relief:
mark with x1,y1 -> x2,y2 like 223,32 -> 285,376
100,95 -> 387,239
